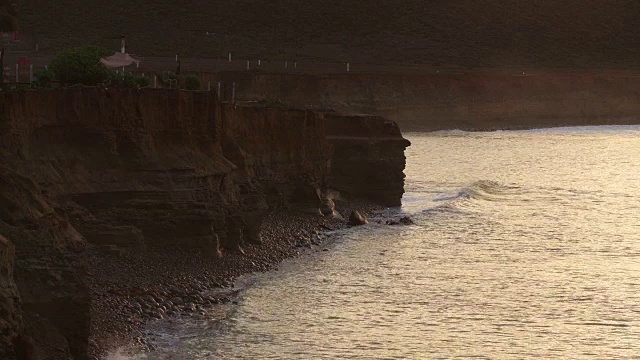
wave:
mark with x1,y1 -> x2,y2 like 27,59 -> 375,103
515,125 -> 640,135
450,180 -> 520,201
420,129 -> 472,136
420,125 -> 640,137
410,180 -> 521,216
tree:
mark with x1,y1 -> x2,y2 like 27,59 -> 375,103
0,0 -> 18,88
49,46 -> 110,86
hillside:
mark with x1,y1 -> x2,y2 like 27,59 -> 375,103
15,0 -> 640,67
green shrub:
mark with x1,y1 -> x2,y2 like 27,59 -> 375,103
157,71 -> 178,88
31,69 -> 55,89
135,76 -> 151,88
185,75 -> 201,90
49,46 -> 110,86
107,71 -> 137,88
158,71 -> 177,83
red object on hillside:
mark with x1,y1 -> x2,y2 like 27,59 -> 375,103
16,57 -> 29,65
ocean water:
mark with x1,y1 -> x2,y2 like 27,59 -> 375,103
145,126 -> 640,359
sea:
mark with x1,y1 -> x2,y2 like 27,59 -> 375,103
133,126 -> 640,359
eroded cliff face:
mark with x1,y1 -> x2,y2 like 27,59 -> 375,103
0,235 -> 22,360
0,166 -> 87,359
323,113 -> 410,207
221,71 -> 640,131
0,89 -> 335,249
219,105 -> 331,213
0,88 -> 409,358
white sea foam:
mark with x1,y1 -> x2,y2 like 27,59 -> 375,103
422,124 -> 640,136
514,124 -> 640,134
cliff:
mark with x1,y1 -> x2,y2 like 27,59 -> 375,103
0,167 -> 87,359
0,88 -> 409,358
324,113 -> 410,207
0,234 -> 22,359
220,71 -> 640,131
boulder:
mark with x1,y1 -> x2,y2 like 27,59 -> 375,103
348,210 -> 368,226
399,216 -> 414,225
319,198 -> 336,216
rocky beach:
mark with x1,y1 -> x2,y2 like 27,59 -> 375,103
89,201 -> 386,357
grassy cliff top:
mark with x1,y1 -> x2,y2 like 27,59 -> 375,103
17,0 -> 640,68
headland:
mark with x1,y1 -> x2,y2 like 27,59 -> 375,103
0,88 -> 410,358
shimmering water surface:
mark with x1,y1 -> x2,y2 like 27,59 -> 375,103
148,126 -> 640,359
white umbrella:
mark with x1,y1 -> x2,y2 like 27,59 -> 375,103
100,52 -> 140,68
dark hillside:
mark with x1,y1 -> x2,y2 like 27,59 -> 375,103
16,0 -> 640,67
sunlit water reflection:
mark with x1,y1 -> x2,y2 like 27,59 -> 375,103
146,126 -> 640,359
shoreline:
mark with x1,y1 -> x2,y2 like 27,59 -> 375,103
377,118 -> 640,134
407,123 -> 640,135
89,200 -> 395,359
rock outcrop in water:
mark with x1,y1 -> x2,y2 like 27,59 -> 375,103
0,88 -> 409,358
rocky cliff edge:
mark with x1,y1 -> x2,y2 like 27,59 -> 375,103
0,88 -> 409,358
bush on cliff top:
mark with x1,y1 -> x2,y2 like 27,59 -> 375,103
107,72 -> 152,88
49,46 -> 111,86
135,75 -> 151,88
31,69 -> 55,89
185,75 -> 200,90
107,71 -> 136,88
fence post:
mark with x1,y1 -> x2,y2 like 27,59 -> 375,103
154,75 -> 157,88
15,64 -> 18,83
228,53 -> 232,62
247,60 -> 250,70
232,81 -> 236,104
347,63 -> 350,72
217,81 -> 221,100
285,61 -> 288,69
258,60 -> 261,66
294,62 -> 297,69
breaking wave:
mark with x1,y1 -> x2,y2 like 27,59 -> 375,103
421,125 -> 640,137
417,180 -> 522,216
